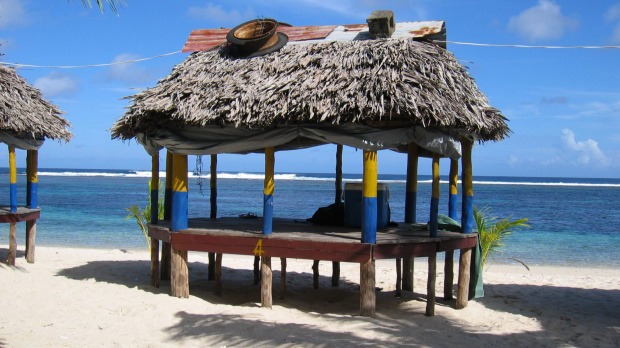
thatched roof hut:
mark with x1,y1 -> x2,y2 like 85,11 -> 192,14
0,65 -> 73,146
111,24 -> 508,158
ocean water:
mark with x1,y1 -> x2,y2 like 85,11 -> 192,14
1,168 -> 619,268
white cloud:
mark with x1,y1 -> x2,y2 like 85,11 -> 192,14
187,3 -> 256,27
508,0 -> 577,41
561,129 -> 610,166
605,3 -> 620,22
34,72 -> 79,97
106,53 -> 152,84
0,0 -> 28,28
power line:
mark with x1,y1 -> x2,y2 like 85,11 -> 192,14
0,50 -> 182,69
442,40 -> 620,49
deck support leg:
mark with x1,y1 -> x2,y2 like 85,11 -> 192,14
331,261 -> 340,287
402,257 -> 414,292
444,250 -> 454,300
170,247 -> 189,298
426,253 -> 437,316
456,247 -> 472,309
261,256 -> 272,308
7,222 -> 17,266
360,258 -> 376,317
215,253 -> 222,297
25,220 -> 36,263
312,260 -> 320,289
395,258 -> 402,297
280,257 -> 287,299
208,253 -> 215,281
150,237 -> 160,288
161,242 -> 171,281
253,256 -> 260,285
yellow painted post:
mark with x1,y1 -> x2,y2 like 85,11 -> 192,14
461,140 -> 474,234
9,146 -> 17,212
164,151 -> 173,220
362,150 -> 377,243
263,147 -> 275,234
171,153 -> 188,231
429,154 -> 440,237
26,150 -> 38,208
449,158 -> 459,220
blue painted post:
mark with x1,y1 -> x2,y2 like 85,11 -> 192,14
164,151 -> 173,221
461,140 -> 474,234
9,146 -> 17,213
26,150 -> 38,209
404,143 -> 418,223
429,154 -> 440,237
449,158 -> 459,220
362,150 -> 378,244
151,152 -> 159,224
171,153 -> 188,231
263,147 -> 275,235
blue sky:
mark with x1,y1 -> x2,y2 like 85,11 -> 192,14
1,0 -> 619,178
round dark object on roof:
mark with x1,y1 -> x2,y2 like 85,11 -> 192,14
228,32 -> 289,58
227,18 -> 279,53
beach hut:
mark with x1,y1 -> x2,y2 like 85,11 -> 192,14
112,13 -> 509,316
0,65 -> 72,265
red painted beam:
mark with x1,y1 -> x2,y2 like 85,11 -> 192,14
437,235 -> 478,252
0,209 -> 40,223
373,242 -> 437,259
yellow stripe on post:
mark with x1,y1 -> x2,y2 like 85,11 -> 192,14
461,140 -> 474,234
362,150 -> 378,243
171,153 -> 188,231
172,154 -> 188,193
263,147 -> 275,234
429,154 -> 440,237
27,150 -> 39,208
9,146 -> 17,212
362,151 -> 378,198
449,158 -> 459,220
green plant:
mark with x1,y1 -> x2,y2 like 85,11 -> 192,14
474,206 -> 529,269
126,180 -> 164,251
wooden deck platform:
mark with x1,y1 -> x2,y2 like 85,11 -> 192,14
0,206 -> 40,265
148,217 -> 477,316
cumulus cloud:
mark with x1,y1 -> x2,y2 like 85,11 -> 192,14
0,0 -> 29,28
561,129 -> 610,166
508,0 -> 577,41
34,72 -> 79,97
187,3 -> 255,27
106,53 -> 152,84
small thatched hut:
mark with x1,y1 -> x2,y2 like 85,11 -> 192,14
112,16 -> 508,316
0,65 -> 72,265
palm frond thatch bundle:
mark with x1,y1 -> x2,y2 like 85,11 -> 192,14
0,65 -> 73,141
112,38 -> 508,142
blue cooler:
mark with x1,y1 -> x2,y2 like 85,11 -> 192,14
343,182 -> 389,228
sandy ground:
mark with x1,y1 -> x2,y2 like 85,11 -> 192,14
0,246 -> 619,347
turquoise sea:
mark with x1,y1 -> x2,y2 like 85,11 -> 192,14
1,168 -> 619,268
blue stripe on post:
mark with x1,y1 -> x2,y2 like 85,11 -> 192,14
171,191 -> 188,231
429,197 -> 439,237
462,195 -> 474,234
10,184 -> 17,213
448,193 -> 458,220
404,191 -> 417,223
362,197 -> 377,243
263,194 -> 273,235
27,182 -> 38,208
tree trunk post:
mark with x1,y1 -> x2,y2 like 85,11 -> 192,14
25,220 -> 36,263
360,258 -> 376,317
312,260 -> 320,289
215,253 -> 222,297
280,257 -> 287,299
150,237 -> 160,288
456,248 -> 472,309
426,253 -> 437,316
261,256 -> 272,308
444,250 -> 454,300
170,247 -> 189,298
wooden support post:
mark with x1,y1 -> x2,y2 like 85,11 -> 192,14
362,150 -> 378,244
430,154 -> 440,238
208,253 -> 215,281
280,257 -> 287,299
426,253 -> 437,316
161,242 -> 171,281
170,247 -> 189,298
215,253 -> 222,297
25,220 -> 36,263
8,222 -> 17,266
403,258 -> 414,292
210,154 -> 217,218
456,248 -> 472,309
171,153 -> 188,231
8,146 -> 17,213
151,152 -> 160,225
444,250 -> 454,300
253,256 -> 261,285
395,258 -> 402,297
461,140 -> 474,234
150,237 -> 160,288
261,256 -> 272,308
403,143 -> 418,291
449,159 -> 459,220
312,260 -> 320,289
263,147 -> 275,235
26,150 -> 38,209
331,262 -> 340,287
164,151 -> 173,221
360,258 -> 376,317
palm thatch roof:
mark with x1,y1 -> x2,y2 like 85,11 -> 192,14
0,65 -> 72,142
112,37 -> 509,155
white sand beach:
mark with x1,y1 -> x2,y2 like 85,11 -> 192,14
1,246 -> 619,347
